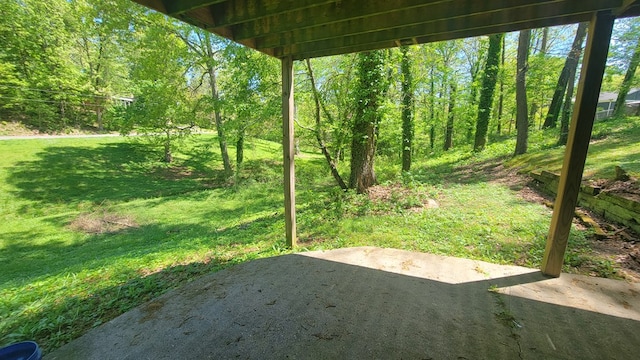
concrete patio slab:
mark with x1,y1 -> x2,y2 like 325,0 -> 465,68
46,247 -> 640,359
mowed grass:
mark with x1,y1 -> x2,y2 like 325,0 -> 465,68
2,117 -> 638,353
508,115 -> 640,179
0,136 -> 292,351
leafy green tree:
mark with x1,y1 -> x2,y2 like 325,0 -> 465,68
444,82 -> 456,151
177,28 -> 233,175
461,37 -> 486,143
614,37 -> 640,117
0,0 -> 82,129
474,33 -> 504,151
123,14 -> 195,163
400,46 -> 414,171
350,50 -> 387,193
69,0 -> 137,130
496,35 -> 506,134
558,52 -> 581,146
219,43 -> 280,167
304,58 -> 348,190
543,23 -> 588,129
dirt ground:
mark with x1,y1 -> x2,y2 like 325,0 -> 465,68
364,158 -> 640,282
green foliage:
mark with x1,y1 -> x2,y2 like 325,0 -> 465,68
474,33 -> 504,151
121,14 -> 197,162
400,46 -> 414,171
219,43 -> 280,154
508,116 -> 640,179
0,135 -> 287,351
349,50 -> 388,192
3,113 -> 638,351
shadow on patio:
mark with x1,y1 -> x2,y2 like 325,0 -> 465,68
47,247 -> 640,359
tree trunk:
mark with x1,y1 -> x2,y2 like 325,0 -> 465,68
497,35 -> 505,135
236,129 -> 244,166
164,130 -> 172,163
429,64 -> 435,138
541,27 -> 549,55
558,57 -> 579,146
543,23 -> 588,129
528,103 -> 538,128
474,33 -> 504,152
204,33 -> 232,176
528,28 -> 548,129
400,46 -> 413,172
468,50 -> 481,143
515,29 -> 531,156
209,68 -> 232,175
304,59 -> 348,190
614,38 -> 640,117
350,51 -> 386,193
444,83 -> 455,151
429,125 -> 435,151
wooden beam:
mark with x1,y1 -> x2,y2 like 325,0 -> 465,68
284,14 -> 588,60
615,0 -> 639,15
162,0 -> 226,15
134,0 -> 168,12
273,0 -> 616,58
281,56 -> 297,248
209,0 -> 337,27
177,10 -> 216,29
256,0 -> 552,49
541,11 -> 614,277
233,0 -> 449,41
276,10 -> 595,59
240,0 -> 624,43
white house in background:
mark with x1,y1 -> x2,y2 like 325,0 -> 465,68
111,96 -> 134,107
596,88 -> 640,119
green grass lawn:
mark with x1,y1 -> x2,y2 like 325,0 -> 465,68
1,116 -> 639,353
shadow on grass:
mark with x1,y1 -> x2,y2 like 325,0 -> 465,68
3,257 -> 238,352
2,199 -> 285,286
1,212 -> 286,351
5,142 -> 227,207
409,155 -> 513,187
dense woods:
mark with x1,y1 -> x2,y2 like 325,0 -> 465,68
2,0 -> 640,191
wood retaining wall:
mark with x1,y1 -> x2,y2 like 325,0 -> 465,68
530,170 -> 640,234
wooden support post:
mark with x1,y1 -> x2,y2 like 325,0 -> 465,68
282,56 -> 297,248
541,12 -> 614,277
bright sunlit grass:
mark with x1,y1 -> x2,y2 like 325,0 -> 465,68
2,117 -> 638,352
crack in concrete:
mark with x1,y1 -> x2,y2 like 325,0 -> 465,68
490,290 -> 524,359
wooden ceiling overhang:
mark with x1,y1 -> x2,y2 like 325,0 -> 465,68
134,0 -> 640,60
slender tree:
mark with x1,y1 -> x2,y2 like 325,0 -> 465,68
124,15 -> 194,163
305,59 -> 348,190
444,82 -> 456,151
558,58 -> 579,146
474,33 -> 504,151
558,25 -> 588,145
400,46 -> 414,171
497,35 -> 506,135
350,50 -> 387,193
515,29 -> 531,156
219,44 -> 279,168
177,29 -> 233,175
613,38 -> 640,117
542,23 -> 588,129
461,37 -> 485,144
